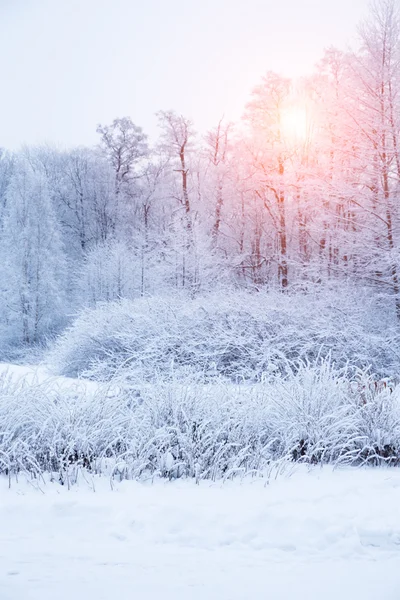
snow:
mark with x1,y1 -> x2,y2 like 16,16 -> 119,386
1,468 -> 400,600
0,362 -> 101,394
0,361 -> 399,597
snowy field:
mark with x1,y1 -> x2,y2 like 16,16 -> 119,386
1,468 -> 400,600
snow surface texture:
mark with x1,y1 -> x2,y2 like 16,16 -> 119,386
0,468 -> 400,600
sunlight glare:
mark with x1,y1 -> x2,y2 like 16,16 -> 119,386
280,106 -> 309,142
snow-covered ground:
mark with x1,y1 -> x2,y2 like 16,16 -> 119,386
1,468 -> 400,600
0,362 -> 101,394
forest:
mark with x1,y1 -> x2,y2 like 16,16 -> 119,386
1,3 -> 400,380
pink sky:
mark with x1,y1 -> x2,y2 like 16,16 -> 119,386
0,0 -> 370,149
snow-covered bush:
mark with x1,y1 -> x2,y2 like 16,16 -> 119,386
267,361 -> 360,464
351,377 -> 400,465
117,383 -> 277,481
48,288 -> 400,383
1,361 -> 400,487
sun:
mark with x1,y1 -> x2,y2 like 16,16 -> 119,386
280,106 -> 309,143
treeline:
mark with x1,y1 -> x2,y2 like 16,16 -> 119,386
0,0 -> 399,350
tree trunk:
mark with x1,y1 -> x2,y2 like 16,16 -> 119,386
277,158 -> 288,289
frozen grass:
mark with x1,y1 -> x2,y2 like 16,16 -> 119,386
1,360 -> 400,486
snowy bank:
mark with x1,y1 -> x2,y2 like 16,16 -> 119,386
0,468 -> 399,600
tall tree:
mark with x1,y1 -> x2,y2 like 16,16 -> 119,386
97,117 -> 148,232
349,0 -> 400,316
157,110 -> 197,290
244,72 -> 292,289
0,162 -> 66,344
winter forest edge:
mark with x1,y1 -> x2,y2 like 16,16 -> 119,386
2,0 -> 400,480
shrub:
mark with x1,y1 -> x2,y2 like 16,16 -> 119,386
1,361 -> 400,487
47,289 -> 400,384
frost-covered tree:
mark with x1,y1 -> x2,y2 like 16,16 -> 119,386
157,111 -> 199,290
0,148 -> 14,225
243,72 -> 293,288
348,0 -> 400,317
97,117 -> 149,234
78,239 -> 136,305
0,162 -> 66,345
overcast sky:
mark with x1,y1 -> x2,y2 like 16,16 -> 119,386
0,0 -> 370,149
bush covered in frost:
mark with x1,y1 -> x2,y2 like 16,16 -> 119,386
1,361 -> 400,487
47,289 -> 400,383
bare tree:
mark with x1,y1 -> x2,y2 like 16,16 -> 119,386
97,117 -> 148,231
